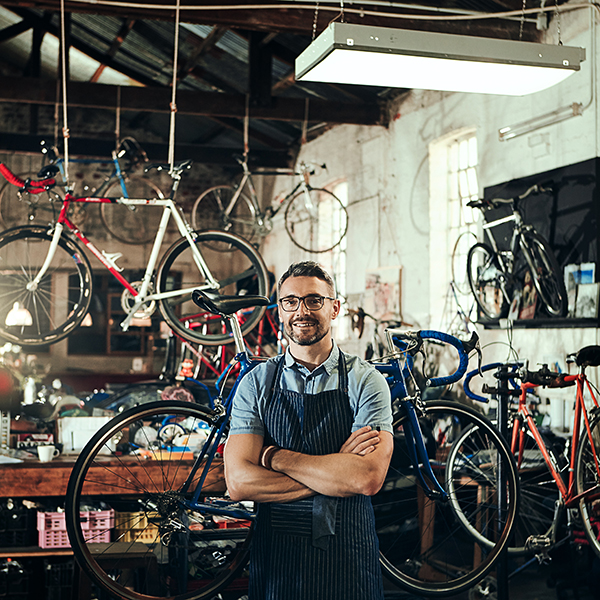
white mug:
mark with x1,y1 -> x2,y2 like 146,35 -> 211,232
38,445 -> 60,463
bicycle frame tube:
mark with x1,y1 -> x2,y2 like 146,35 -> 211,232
37,193 -> 221,329
511,372 -> 600,506
400,400 -> 447,499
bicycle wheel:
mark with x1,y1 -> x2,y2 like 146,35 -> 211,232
576,411 -> 600,559
65,400 -> 254,600
374,401 -> 518,597
520,231 -> 567,317
157,230 -> 269,346
467,243 -> 508,320
191,185 -> 257,241
284,187 -> 348,254
449,420 -> 559,557
0,225 -> 93,346
100,176 -> 165,245
0,175 -> 60,229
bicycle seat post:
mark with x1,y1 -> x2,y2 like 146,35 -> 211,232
227,314 -> 246,355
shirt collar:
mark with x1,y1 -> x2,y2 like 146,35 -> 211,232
284,339 -> 339,375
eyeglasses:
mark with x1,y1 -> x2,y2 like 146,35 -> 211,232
279,294 -> 336,312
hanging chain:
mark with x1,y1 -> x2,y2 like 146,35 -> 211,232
340,0 -> 345,23
519,0 -> 526,40
554,0 -> 562,45
312,0 -> 320,41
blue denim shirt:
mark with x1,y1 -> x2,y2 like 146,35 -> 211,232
230,341 -> 393,437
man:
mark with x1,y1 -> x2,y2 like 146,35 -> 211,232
225,261 -> 394,600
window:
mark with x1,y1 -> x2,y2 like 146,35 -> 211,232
429,130 -> 478,332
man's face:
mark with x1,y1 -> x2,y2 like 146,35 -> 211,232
278,276 -> 340,347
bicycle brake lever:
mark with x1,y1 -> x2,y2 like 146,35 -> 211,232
461,332 -> 483,377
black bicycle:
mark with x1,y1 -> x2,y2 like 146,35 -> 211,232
466,184 -> 567,321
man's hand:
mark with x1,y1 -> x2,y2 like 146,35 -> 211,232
339,426 -> 381,456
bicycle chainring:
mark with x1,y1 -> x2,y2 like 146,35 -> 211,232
121,281 -> 157,318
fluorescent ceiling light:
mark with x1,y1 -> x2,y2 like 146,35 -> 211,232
296,23 -> 586,96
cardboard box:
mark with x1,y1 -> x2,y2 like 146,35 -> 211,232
56,416 -> 115,454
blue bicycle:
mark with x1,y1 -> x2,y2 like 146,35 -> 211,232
65,293 -> 518,600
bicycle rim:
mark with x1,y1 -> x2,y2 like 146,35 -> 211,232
521,231 -> 567,317
157,230 -> 269,345
284,187 -> 348,254
449,420 -> 558,556
191,185 -> 257,241
576,412 -> 600,560
375,401 -> 518,597
467,243 -> 507,321
0,225 -> 93,346
100,177 -> 165,245
65,400 -> 254,600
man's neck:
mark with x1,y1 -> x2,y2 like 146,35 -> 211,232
288,337 -> 334,372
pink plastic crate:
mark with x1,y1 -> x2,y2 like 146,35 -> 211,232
37,509 -> 114,531
38,527 -> 111,549
37,509 -> 114,549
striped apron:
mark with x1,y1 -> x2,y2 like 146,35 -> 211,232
248,350 -> 384,600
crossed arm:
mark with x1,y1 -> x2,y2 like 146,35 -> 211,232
224,426 -> 394,503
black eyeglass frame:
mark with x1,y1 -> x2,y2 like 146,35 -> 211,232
278,294 -> 337,312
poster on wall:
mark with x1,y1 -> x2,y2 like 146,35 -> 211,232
363,268 -> 402,320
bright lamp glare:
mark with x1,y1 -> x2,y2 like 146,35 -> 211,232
5,303 -> 33,327
302,49 -> 576,96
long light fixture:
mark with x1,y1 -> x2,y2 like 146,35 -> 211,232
295,23 -> 586,96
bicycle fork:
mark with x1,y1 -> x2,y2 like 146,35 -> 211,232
402,401 -> 448,501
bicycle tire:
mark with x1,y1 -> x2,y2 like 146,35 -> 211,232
284,187 -> 348,254
65,400 -> 254,600
466,242 -> 508,321
520,230 -> 567,317
451,230 -> 478,296
374,401 -> 518,597
157,230 -> 269,346
191,184 -> 257,241
448,419 -> 558,557
0,225 -> 93,346
99,176 -> 165,245
0,173 -> 60,229
575,411 -> 600,560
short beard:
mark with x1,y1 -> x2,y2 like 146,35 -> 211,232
285,320 -> 328,346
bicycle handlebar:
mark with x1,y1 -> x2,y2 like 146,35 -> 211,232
463,362 -> 522,403
388,329 -> 479,388
0,163 -> 56,195
467,183 -> 553,212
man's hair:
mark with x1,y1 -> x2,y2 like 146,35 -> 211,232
277,261 -> 336,297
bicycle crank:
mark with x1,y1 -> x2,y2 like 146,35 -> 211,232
121,280 -> 156,318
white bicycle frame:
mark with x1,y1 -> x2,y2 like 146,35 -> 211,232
28,193 -> 220,332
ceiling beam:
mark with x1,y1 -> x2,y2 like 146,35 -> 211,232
0,18 -> 32,43
0,133 -> 293,167
0,76 -> 385,125
0,0 -> 542,40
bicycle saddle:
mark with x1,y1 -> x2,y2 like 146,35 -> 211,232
572,345 -> 600,367
192,289 -> 269,316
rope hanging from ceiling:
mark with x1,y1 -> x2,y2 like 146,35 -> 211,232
168,0 -> 181,173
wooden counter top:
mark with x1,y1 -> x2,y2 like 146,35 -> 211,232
0,455 -> 225,498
